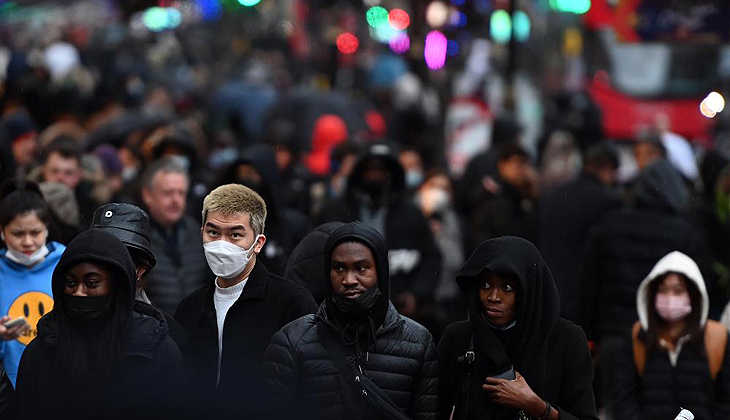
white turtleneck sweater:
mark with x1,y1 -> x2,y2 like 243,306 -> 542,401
213,277 -> 248,384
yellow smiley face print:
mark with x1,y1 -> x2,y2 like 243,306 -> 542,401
7,291 -> 53,345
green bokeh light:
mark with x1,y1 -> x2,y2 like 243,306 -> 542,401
237,0 -> 261,6
490,10 -> 511,44
514,11 -> 530,42
366,6 -> 389,28
549,0 -> 591,14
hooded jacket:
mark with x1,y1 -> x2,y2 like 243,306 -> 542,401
437,237 -> 598,420
284,221 -> 346,304
263,222 -> 438,420
320,143 -> 442,305
612,251 -> 730,420
15,230 -> 186,420
581,160 -> 712,340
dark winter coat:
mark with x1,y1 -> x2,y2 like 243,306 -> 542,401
284,221 -> 346,304
263,221 -> 438,420
581,160 -> 712,341
438,236 -> 598,420
612,251 -> 730,420
15,229 -> 186,420
613,334 -> 730,420
319,143 -> 442,304
174,260 -> 317,418
0,364 -> 14,419
145,215 -> 213,314
538,173 -> 622,322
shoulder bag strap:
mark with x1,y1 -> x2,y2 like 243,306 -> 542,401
631,322 -> 646,377
704,320 -> 728,382
316,321 -> 410,420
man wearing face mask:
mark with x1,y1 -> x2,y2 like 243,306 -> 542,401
320,142 -> 442,323
263,221 -> 438,420
174,184 -> 317,418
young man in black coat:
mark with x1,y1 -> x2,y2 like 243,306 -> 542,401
319,142 -> 442,323
174,184 -> 317,418
262,221 -> 438,420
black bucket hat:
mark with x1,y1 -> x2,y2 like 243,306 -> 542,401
91,203 -> 157,268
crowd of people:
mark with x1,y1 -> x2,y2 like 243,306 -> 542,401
1,5 -> 730,420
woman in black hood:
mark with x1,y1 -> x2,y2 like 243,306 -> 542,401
438,237 -> 598,420
15,229 -> 186,420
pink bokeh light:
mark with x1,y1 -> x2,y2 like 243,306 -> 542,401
424,30 -> 447,70
389,33 -> 410,54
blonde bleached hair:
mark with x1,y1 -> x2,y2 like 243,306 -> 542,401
202,184 -> 267,236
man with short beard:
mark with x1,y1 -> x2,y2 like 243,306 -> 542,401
263,221 -> 438,420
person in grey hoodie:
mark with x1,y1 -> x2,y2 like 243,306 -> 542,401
612,251 -> 730,420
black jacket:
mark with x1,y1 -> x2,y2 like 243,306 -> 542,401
263,221 -> 438,420
264,303 -> 438,420
538,173 -> 622,322
0,363 -> 14,419
320,143 -> 442,304
174,260 -> 317,418
438,237 -> 598,420
581,161 -> 712,340
612,330 -> 730,420
15,229 -> 186,420
145,215 -> 213,314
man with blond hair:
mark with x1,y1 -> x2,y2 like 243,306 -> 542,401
175,183 -> 317,418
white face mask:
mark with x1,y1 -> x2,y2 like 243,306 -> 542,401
5,245 -> 49,267
203,235 -> 262,279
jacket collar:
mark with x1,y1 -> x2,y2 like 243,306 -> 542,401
315,300 -> 404,337
198,261 -> 269,328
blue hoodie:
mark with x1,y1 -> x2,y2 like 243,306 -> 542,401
0,241 -> 64,385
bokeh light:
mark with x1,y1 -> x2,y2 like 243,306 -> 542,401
143,7 -> 182,32
424,30 -> 448,70
701,91 -> 725,118
449,10 -> 467,28
490,10 -> 511,43
366,6 -> 389,28
237,0 -> 261,6
514,10 -> 531,42
388,9 -> 410,31
389,33 -> 411,54
336,32 -> 359,54
447,39 -> 460,56
426,1 -> 449,28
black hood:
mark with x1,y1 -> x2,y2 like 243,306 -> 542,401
212,156 -> 279,224
324,221 -> 390,300
285,222 -> 345,304
346,142 -> 405,201
634,159 -> 690,214
52,229 -> 136,310
456,236 -> 560,359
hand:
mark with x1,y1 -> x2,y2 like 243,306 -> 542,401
396,292 -> 418,317
0,316 -> 29,341
482,372 -> 546,417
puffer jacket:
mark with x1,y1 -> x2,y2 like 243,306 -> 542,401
263,302 -> 438,420
612,251 -> 730,420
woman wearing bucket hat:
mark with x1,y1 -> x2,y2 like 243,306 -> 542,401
91,203 -> 189,359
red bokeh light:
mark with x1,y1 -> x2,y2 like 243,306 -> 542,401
336,32 -> 359,55
388,9 -> 410,31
